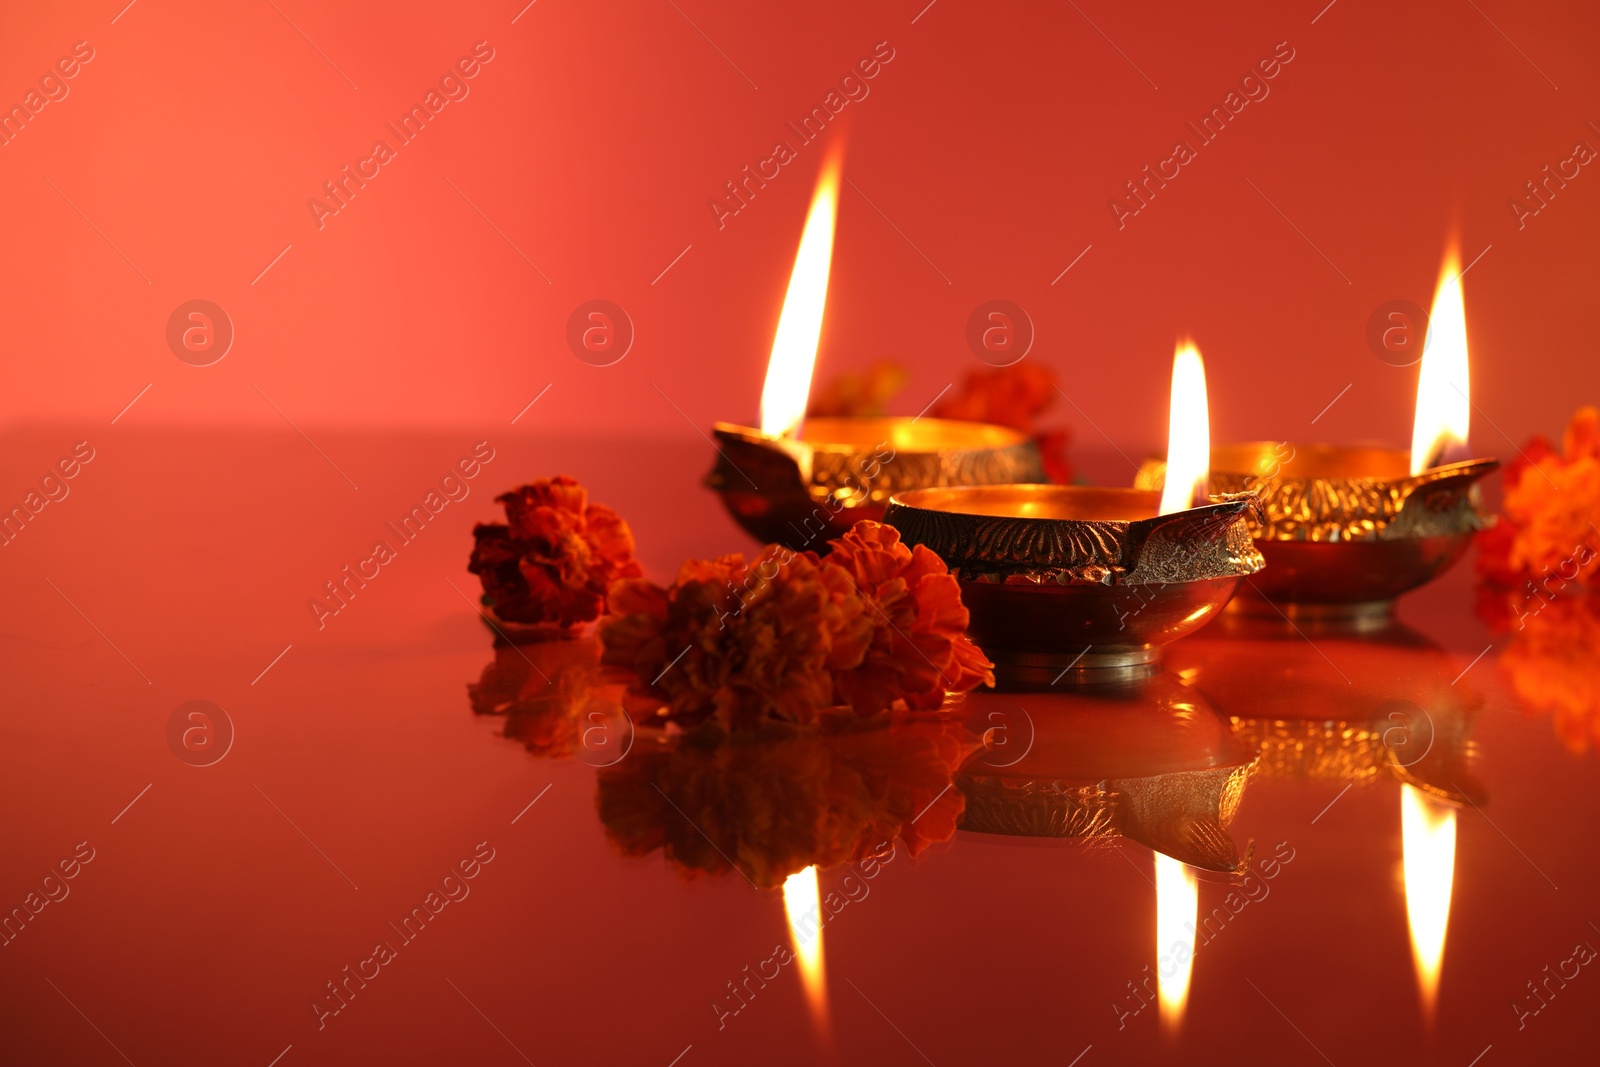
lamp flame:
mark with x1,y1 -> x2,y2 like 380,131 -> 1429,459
1409,250 -> 1472,475
782,866 -> 829,1031
759,156 -> 842,437
1401,784 -> 1457,1018
1155,852 -> 1199,1034
1158,342 -> 1210,514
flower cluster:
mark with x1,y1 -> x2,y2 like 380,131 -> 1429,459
468,476 -> 643,633
808,360 -> 1074,483
599,521 -> 993,729
1478,406 -> 1600,589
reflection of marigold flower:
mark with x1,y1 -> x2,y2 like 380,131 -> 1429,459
596,719 -> 980,887
827,522 -> 995,715
599,521 -> 992,727
468,638 -> 609,757
806,360 -> 910,418
469,476 -> 643,632
1478,407 -> 1600,588
1498,592 -> 1600,754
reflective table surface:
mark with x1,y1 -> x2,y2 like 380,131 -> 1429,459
2,428 -> 1595,1065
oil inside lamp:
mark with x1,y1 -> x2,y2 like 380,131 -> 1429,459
1401,783 -> 1457,1019
782,865 -> 829,1032
1155,852 -> 1199,1034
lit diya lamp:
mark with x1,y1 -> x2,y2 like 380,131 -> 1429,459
705,154 -> 1043,551
1146,247 -> 1499,618
887,342 -> 1264,687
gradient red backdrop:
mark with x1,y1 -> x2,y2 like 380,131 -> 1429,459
2,0 -> 1596,462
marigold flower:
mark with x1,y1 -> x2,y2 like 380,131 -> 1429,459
826,522 -> 996,715
600,547 -> 874,729
469,476 -> 643,633
806,360 -> 910,418
1478,407 -> 1600,588
600,523 -> 992,726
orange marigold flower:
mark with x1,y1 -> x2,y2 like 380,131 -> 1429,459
825,521 -> 995,715
469,476 -> 643,633
599,522 -> 992,727
1478,407 -> 1600,588
600,547 -> 874,730
932,363 -> 1056,431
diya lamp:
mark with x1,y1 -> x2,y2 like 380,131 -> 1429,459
704,154 -> 1043,552
887,343 -> 1265,687
1144,248 -> 1500,619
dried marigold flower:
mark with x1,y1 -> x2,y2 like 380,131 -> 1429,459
468,476 -> 643,634
600,547 -> 874,730
600,522 -> 992,728
826,521 -> 995,715
1478,407 -> 1600,588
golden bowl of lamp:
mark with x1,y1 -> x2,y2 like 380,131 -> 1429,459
883,485 -> 1264,688
1139,443 -> 1497,620
705,417 -> 1044,552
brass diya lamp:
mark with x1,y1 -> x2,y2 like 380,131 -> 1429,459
888,344 -> 1264,687
1142,249 -> 1498,618
703,154 -> 1042,552
954,674 -> 1257,873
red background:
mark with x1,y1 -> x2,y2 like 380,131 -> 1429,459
2,0 -> 1597,455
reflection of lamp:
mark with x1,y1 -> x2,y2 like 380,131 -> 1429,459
954,674 -> 1256,873
1167,612 -> 1485,804
782,866 -> 829,1035
1401,784 -> 1456,1020
1155,852 -> 1198,1035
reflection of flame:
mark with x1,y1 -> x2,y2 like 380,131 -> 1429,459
782,866 -> 829,1029
1401,784 -> 1457,1017
760,155 -> 843,438
1154,852 -> 1199,1033
1158,342 -> 1210,515
1410,249 -> 1472,475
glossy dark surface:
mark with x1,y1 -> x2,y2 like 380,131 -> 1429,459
2,429 -> 1595,1066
